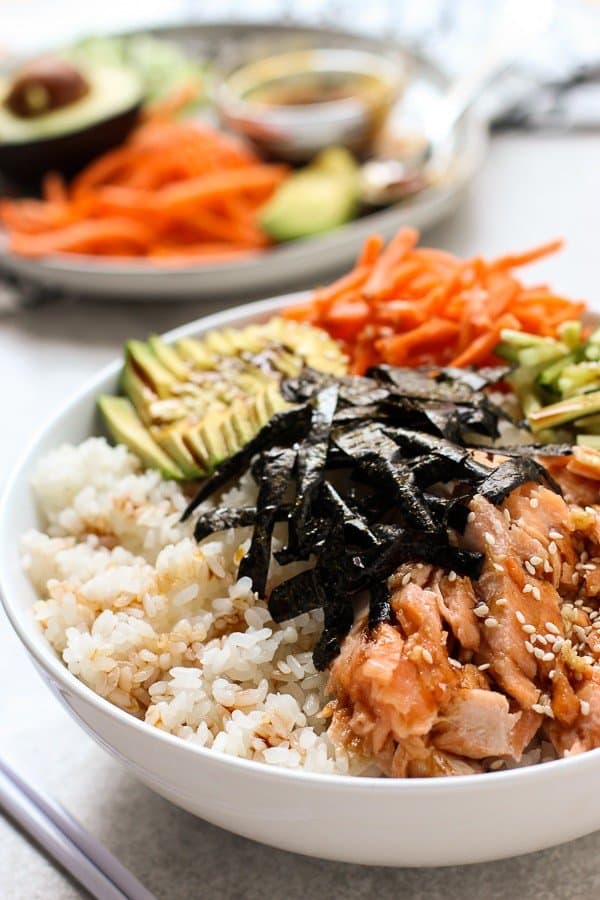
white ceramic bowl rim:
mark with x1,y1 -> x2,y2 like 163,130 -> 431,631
3,291 -> 599,794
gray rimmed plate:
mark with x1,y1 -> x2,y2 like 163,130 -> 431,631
0,22 -> 488,301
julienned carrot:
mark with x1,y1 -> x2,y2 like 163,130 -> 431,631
0,100 -> 286,263
363,227 -> 419,301
284,228 -> 585,373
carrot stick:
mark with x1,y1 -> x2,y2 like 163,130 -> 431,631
490,238 -> 564,271
363,227 -> 419,301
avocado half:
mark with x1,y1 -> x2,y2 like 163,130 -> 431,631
0,62 -> 143,183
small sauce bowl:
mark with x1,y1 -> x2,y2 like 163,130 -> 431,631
214,48 -> 404,163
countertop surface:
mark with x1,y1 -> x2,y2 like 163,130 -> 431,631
2,133 -> 600,899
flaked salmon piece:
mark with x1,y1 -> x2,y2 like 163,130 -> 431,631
432,688 -> 541,760
329,583 -> 458,753
545,675 -> 600,756
390,564 -> 480,651
456,663 -> 491,691
545,449 -> 600,507
567,445 -> 600,482
550,668 -> 580,727
464,487 -> 564,709
390,735 -> 482,777
430,571 -> 480,651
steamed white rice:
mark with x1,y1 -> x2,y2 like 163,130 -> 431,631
23,437 -> 366,774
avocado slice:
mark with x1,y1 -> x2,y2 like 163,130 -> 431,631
152,423 -> 205,479
98,395 -> 183,480
260,147 -> 360,242
148,335 -> 190,380
126,340 -> 176,399
121,360 -> 156,424
109,321 -> 346,480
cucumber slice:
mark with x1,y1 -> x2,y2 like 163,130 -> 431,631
528,389 -> 600,431
536,353 -> 576,389
557,320 -> 582,350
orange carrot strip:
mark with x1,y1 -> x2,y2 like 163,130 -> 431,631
490,238 -> 564,271
357,234 -> 384,266
363,227 -> 419,301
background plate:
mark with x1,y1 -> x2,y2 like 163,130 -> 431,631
0,22 -> 487,301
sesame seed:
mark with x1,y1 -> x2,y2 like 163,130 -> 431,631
493,562 -> 505,573
546,622 -> 560,635
581,563 -> 597,571
447,570 -> 457,583
489,759 -> 504,770
503,509 -> 511,523
522,624 -> 536,634
548,541 -> 558,555
548,669 -> 556,679
484,617 -> 499,629
401,573 -> 411,586
582,655 -> 594,666
474,604 -> 490,618
549,530 -> 563,540
484,532 -> 496,547
525,641 -> 534,654
478,663 -> 491,671
496,597 -> 507,607
531,703 -> 546,714
542,652 -> 555,662
530,497 -> 539,509
523,584 -> 533,594
572,573 -> 580,585
530,555 -> 543,567
422,648 -> 433,665
448,658 -> 462,669
552,638 -> 564,653
467,511 -> 476,523
516,611 -> 526,624
532,586 -> 542,602
525,561 -> 536,576
580,700 -> 591,716
537,634 -> 548,645
543,560 -> 553,573
534,647 -> 545,660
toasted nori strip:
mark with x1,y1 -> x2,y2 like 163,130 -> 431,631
238,447 -> 296,597
368,365 -> 481,405
476,457 -> 561,506
193,504 -> 291,541
277,384 -> 339,563
437,366 -> 511,391
333,423 -> 439,532
319,481 -> 378,547
269,568 -> 325,621
181,404 -> 310,521
491,443 -> 573,458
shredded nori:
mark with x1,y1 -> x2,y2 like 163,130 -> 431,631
184,363 -> 562,670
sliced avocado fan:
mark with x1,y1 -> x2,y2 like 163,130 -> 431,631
99,318 -> 347,480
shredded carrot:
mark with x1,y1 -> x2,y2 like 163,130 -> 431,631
284,228 -> 585,372
0,98 -> 287,262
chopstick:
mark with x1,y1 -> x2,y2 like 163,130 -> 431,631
0,757 -> 156,900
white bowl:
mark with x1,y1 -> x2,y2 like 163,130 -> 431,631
2,293 -> 600,867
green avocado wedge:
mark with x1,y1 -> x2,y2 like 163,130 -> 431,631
260,146 -> 360,242
98,396 -> 184,480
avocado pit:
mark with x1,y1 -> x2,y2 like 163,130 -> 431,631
5,57 -> 90,119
